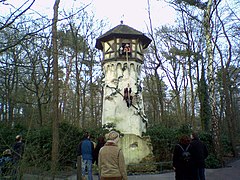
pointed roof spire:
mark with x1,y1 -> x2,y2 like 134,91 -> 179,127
120,14 -> 124,25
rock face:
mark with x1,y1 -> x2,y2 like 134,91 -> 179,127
119,134 -> 156,170
95,23 -> 154,166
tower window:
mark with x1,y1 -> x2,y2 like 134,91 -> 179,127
119,43 -> 131,57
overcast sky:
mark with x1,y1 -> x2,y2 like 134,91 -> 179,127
78,0 -> 176,32
2,0 -> 176,33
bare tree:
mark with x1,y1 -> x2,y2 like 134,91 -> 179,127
57,9 -> 104,128
213,1 -> 240,157
0,0 -> 53,53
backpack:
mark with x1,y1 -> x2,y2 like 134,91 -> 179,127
177,144 -> 191,162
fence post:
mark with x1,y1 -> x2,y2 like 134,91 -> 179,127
77,156 -> 82,180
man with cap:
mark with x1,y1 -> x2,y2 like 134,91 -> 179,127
98,131 -> 127,180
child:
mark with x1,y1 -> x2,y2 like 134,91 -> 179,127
0,149 -> 13,177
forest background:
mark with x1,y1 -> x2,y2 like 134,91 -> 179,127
0,0 -> 240,176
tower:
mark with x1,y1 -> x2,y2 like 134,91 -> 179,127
96,22 -> 154,166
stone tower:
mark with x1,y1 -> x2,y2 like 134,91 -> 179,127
96,22 -> 154,166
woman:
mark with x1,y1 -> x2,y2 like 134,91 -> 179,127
173,134 -> 194,180
93,135 -> 106,166
98,131 -> 127,180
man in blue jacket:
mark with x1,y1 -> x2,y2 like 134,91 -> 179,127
77,132 -> 94,180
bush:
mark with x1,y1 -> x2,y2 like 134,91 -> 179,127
0,121 -> 233,171
146,123 -> 228,168
220,134 -> 233,156
145,124 -> 176,162
0,122 -> 27,153
205,153 -> 221,168
23,122 -> 85,171
24,125 -> 54,170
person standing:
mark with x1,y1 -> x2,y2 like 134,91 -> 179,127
12,135 -> 24,179
0,149 -> 13,177
173,134 -> 194,180
190,132 -> 208,180
93,135 -> 106,166
12,135 -> 24,162
77,132 -> 94,180
93,135 -> 106,180
98,131 -> 127,180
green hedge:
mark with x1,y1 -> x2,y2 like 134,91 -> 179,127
145,123 -> 231,168
0,122 -> 232,171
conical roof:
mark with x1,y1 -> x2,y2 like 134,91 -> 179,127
95,23 -> 151,50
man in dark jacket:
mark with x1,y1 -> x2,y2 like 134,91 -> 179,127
12,135 -> 24,162
12,135 -> 24,179
77,132 -> 94,180
190,132 -> 208,180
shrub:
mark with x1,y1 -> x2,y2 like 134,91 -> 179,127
146,124 -> 176,161
0,122 -> 27,153
205,153 -> 221,168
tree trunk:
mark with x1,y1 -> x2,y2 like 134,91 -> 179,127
90,56 -> 95,127
204,0 -> 222,163
75,52 -> 81,127
37,97 -> 43,126
154,70 -> 164,122
51,0 -> 60,175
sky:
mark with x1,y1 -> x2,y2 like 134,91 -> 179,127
1,0 -> 176,33
77,0 -> 176,32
